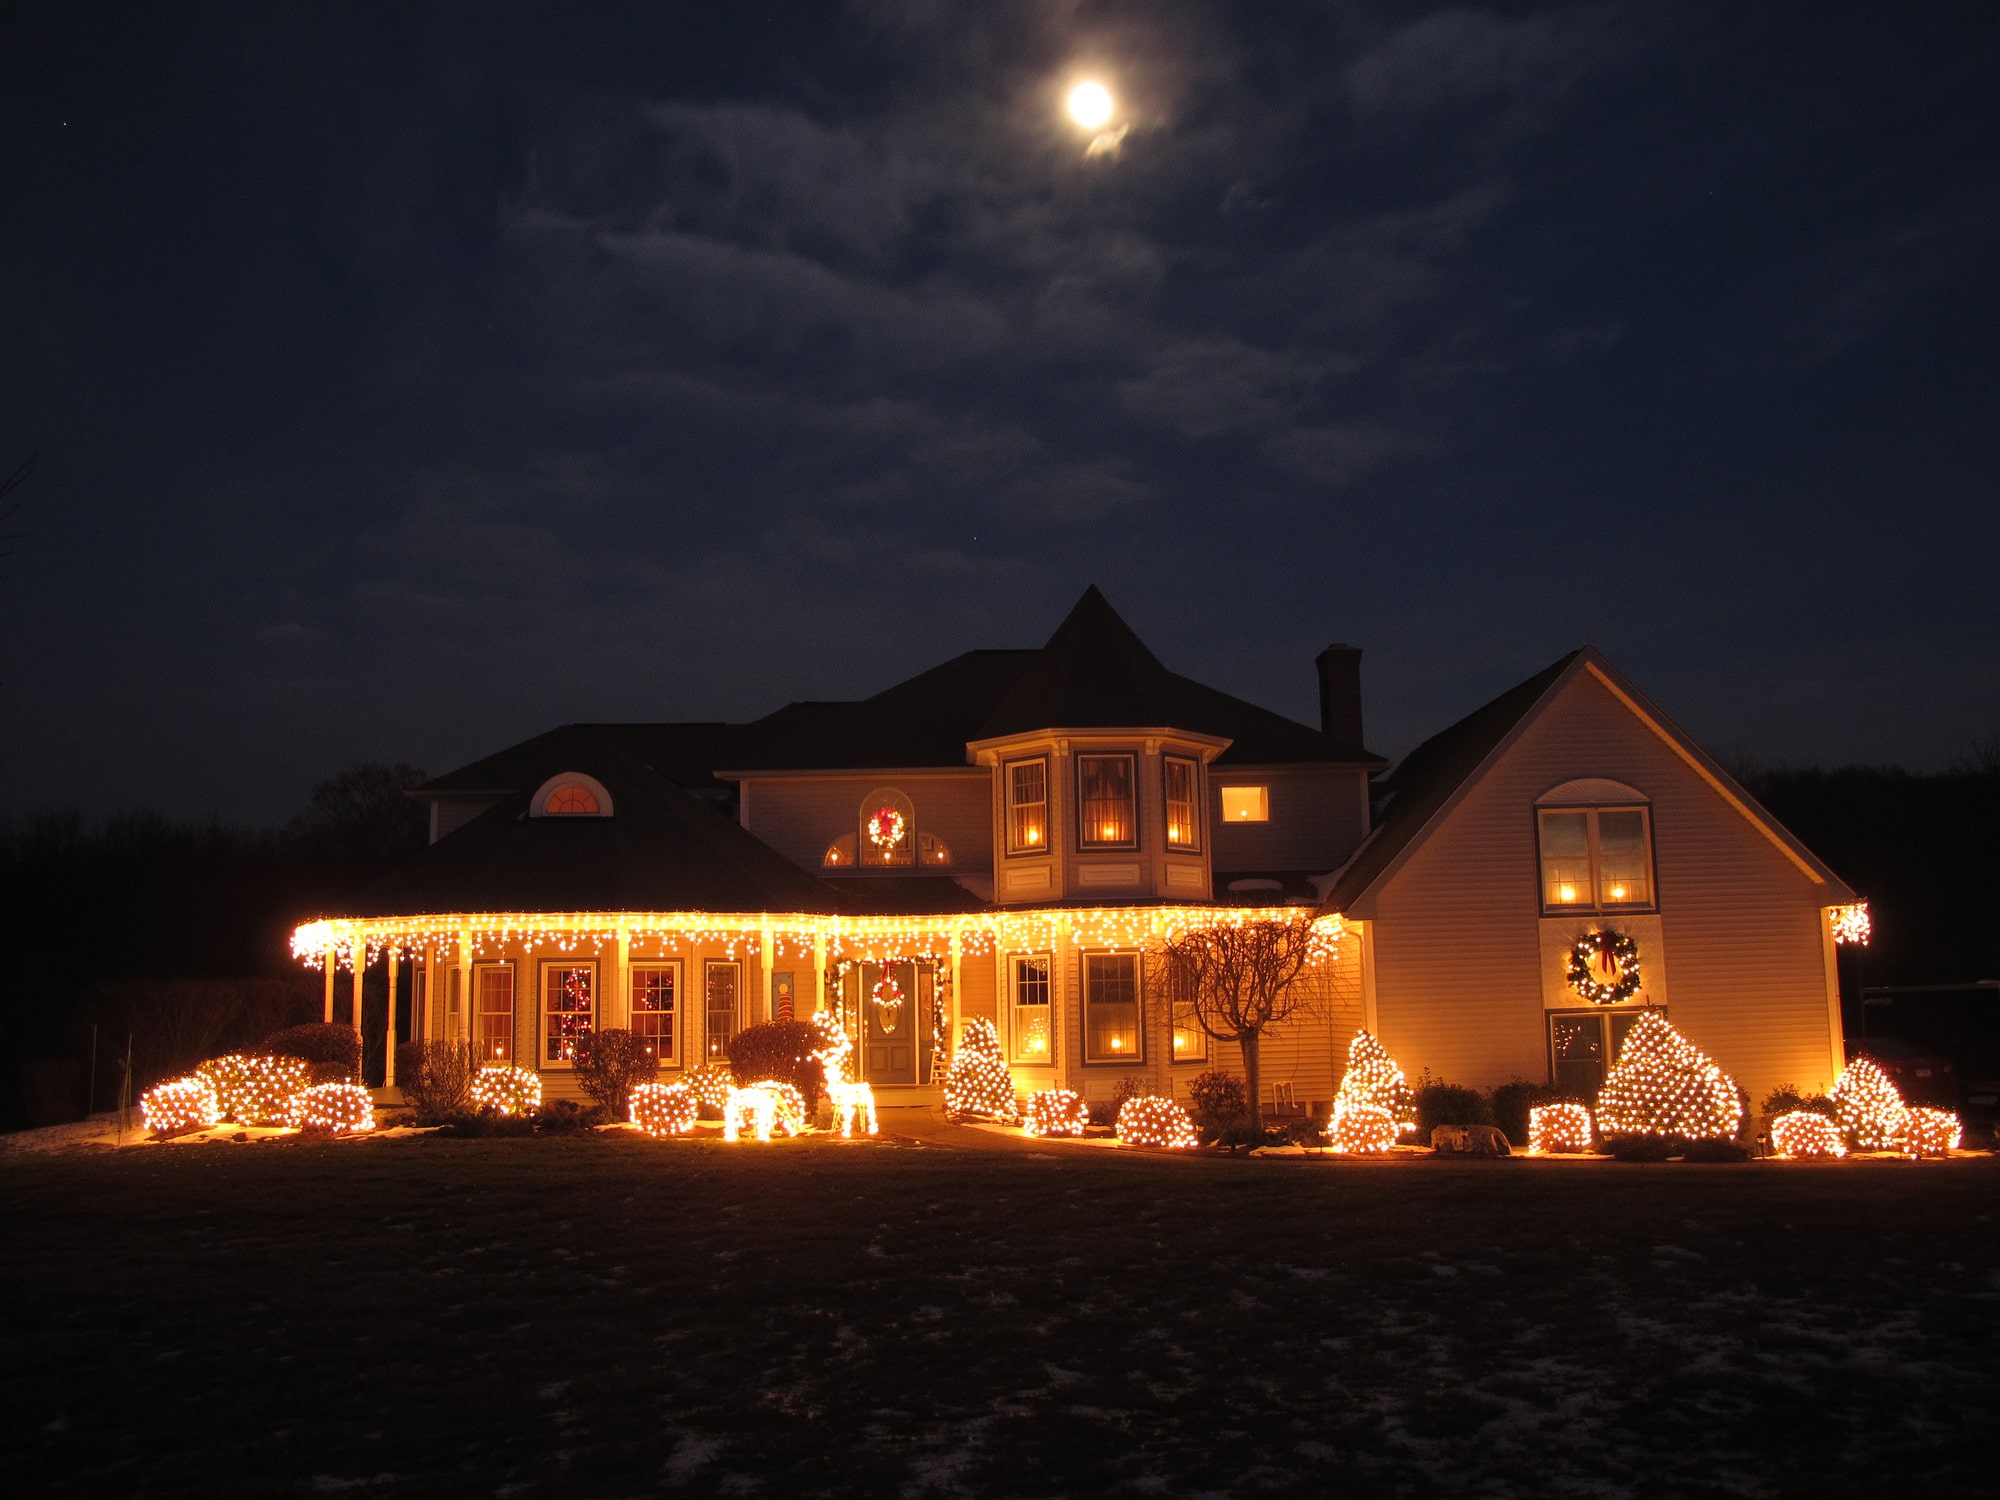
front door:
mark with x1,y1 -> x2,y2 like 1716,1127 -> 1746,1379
859,961 -> 924,1085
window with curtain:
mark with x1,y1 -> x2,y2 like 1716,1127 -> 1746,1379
1083,952 -> 1141,1062
1538,807 -> 1654,911
1077,754 -> 1136,849
1006,758 -> 1048,853
1164,755 -> 1200,851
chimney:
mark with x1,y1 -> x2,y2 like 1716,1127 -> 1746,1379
1316,644 -> 1364,750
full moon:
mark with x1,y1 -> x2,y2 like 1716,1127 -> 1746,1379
1067,80 -> 1114,129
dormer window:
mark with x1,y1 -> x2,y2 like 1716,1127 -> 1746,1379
1077,754 -> 1137,850
822,834 -> 857,868
529,773 -> 614,818
1005,758 -> 1049,854
1220,785 -> 1268,823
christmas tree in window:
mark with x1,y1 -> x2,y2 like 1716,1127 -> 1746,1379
943,1018 -> 1020,1124
1594,1010 -> 1741,1141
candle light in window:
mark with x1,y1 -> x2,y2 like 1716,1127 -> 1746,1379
1610,884 -> 1627,900
1026,828 -> 1041,844
1558,883 -> 1577,902
1110,1034 -> 1125,1051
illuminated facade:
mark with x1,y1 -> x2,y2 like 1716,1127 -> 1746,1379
297,589 -> 1858,1117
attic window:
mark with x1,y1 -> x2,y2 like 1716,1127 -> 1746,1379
530,773 -> 614,818
919,832 -> 952,867
823,833 -> 858,868
1220,785 -> 1268,823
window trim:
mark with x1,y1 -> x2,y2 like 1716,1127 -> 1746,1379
1003,756 -> 1051,857
1218,784 -> 1270,824
1163,754 -> 1202,853
1081,950 -> 1144,1065
539,959 -> 597,1068
1546,1005 -> 1664,1091
1008,951 -> 1054,1065
1170,987 -> 1208,1064
629,960 -> 681,1066
703,959 -> 741,1062
1535,804 -> 1658,915
472,961 -> 514,1065
1075,752 -> 1140,853
528,771 -> 614,819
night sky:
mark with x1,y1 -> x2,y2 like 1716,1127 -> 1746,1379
5,3 -> 1996,825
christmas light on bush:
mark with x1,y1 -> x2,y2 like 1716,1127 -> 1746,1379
141,1075 -> 220,1137
1594,1011 -> 1742,1141
682,1063 -> 735,1111
1330,1031 -> 1416,1149
1829,903 -> 1871,946
1024,1088 -> 1089,1138
1903,1107 -> 1960,1157
1528,1102 -> 1593,1154
629,1081 -> 697,1136
943,1018 -> 1021,1124
1330,1101 -> 1396,1153
198,1053 -> 313,1125
1770,1111 -> 1846,1158
290,1082 -> 375,1134
1116,1095 -> 1197,1149
470,1065 -> 543,1117
1831,1057 -> 1907,1150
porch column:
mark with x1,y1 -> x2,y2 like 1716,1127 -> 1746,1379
350,945 -> 366,1037
323,948 -> 336,1024
613,928 -> 630,1031
456,928 -> 472,1045
947,929 -> 964,1053
757,927 -> 772,1025
811,934 -> 827,1018
384,947 -> 400,1088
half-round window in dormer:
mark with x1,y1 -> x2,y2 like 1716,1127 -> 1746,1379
858,787 -> 915,868
530,772 -> 614,818
919,832 -> 952,868
823,833 -> 857,868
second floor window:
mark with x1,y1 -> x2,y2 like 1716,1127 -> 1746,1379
1078,754 -> 1136,849
1164,756 -> 1200,851
1006,758 -> 1048,853
1538,807 -> 1654,911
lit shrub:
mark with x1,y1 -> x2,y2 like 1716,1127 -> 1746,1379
573,1028 -> 659,1119
1529,1102 -> 1593,1154
683,1063 -> 735,1116
141,1075 -> 220,1137
1903,1107 -> 1961,1158
290,1082 -> 375,1134
943,1019 -> 1020,1124
198,1053 -> 312,1125
1771,1111 -> 1845,1158
1831,1057 -> 1907,1151
1116,1095 -> 1198,1150
1593,1011 -> 1741,1142
469,1065 -> 542,1117
264,1023 -> 363,1081
1024,1088 -> 1089,1138
1330,1101 -> 1396,1154
726,1021 -> 827,1112
629,1081 -> 697,1137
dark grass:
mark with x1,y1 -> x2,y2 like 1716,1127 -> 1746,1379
4,1134 -> 1998,1498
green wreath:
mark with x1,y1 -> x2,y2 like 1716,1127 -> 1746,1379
1567,928 -> 1642,1005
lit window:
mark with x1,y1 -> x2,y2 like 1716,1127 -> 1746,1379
544,783 -> 600,815
1164,756 -> 1200,852
1549,1009 -> 1657,1095
859,788 -> 915,868
542,963 -> 594,1064
822,833 -> 857,868
1083,953 -> 1141,1063
1172,989 -> 1206,1063
705,961 -> 739,1059
919,831 -> 953,867
1006,758 -> 1048,853
1011,954 -> 1052,1062
1078,755 -> 1137,849
631,964 -> 677,1062
530,773 -> 613,818
474,963 -> 513,1063
1538,807 -> 1654,911
1220,785 -> 1269,823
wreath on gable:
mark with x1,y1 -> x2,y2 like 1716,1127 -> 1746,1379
1567,928 -> 1642,1006
867,806 -> 906,851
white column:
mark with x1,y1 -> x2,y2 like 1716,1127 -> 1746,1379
811,935 -> 827,1018
350,946 -> 367,1036
948,929 -> 964,1052
323,949 -> 336,1024
456,928 -> 473,1045
384,947 -> 400,1088
614,928 -> 631,1032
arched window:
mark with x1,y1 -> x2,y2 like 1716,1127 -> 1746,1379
823,833 -> 858,868
858,788 -> 915,868
918,831 -> 952,867
529,772 -> 614,818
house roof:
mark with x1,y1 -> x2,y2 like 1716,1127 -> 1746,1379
1319,647 -> 1857,914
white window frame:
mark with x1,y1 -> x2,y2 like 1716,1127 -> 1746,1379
704,960 -> 741,1061
1009,952 -> 1054,1064
1536,805 -> 1656,914
472,961 -> 514,1064
1004,757 -> 1050,855
1164,755 -> 1202,853
630,961 -> 681,1066
539,959 -> 597,1067
1219,784 -> 1269,824
1082,951 -> 1143,1065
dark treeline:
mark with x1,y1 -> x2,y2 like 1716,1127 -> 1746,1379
3,757 -> 1997,1131
0,764 -> 427,1128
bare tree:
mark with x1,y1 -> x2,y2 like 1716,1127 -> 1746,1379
1152,910 -> 1333,1139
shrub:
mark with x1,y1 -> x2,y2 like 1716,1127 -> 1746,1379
572,1029 -> 659,1118
469,1065 -> 542,1117
726,1021 -> 827,1112
1413,1073 -> 1492,1133
534,1099 -> 607,1134
1116,1096 -> 1198,1149
1760,1084 -> 1837,1121
1186,1071 -> 1247,1128
141,1075 -> 220,1137
396,1040 -> 476,1124
291,1082 -> 375,1135
1277,1116 -> 1328,1147
630,1081 -> 697,1137
683,1063 -> 735,1118
1490,1080 -> 1563,1149
1109,1076 -> 1145,1113
198,1053 -> 312,1125
1024,1088 -> 1089,1138
433,1109 -> 535,1139
264,1023 -> 363,1080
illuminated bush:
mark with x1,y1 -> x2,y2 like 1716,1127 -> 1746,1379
198,1053 -> 313,1125
1528,1102 -> 1593,1154
290,1082 -> 375,1134
469,1065 -> 542,1117
943,1019 -> 1020,1124
1903,1107 -> 1961,1158
1330,1031 -> 1414,1151
1770,1111 -> 1845,1158
1330,1101 -> 1396,1154
1024,1088 -> 1089,1138
1594,1012 -> 1741,1142
683,1063 -> 736,1115
629,1081 -> 697,1137
1115,1095 -> 1197,1150
1831,1057 -> 1907,1151
141,1075 -> 220,1137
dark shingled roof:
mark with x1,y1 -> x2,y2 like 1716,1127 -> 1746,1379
1320,651 -> 1582,913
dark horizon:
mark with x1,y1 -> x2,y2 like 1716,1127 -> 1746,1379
5,2 -> 1997,825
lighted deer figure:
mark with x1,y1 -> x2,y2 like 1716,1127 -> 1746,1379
813,1013 -> 878,1137
722,1082 -> 806,1142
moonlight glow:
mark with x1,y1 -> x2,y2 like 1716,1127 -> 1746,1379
1067,80 -> 1114,128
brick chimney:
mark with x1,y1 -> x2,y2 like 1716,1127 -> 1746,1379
1315,644 -> 1364,750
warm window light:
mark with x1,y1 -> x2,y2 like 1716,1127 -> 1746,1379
1609,884 -> 1628,901
1220,786 -> 1268,823
1025,828 -> 1041,844
1558,884 -> 1578,903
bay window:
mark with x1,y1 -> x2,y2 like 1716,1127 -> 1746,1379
1005,758 -> 1048,853
1164,756 -> 1200,851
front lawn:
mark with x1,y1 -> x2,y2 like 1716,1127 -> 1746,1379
4,1134 -> 1996,1496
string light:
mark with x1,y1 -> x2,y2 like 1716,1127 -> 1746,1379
1829,903 -> 1871,946
1116,1095 -> 1198,1149
682,1064 -> 736,1112
1770,1111 -> 1846,1158
1594,1011 -> 1742,1141
942,1018 -> 1021,1124
1831,1057 -> 1907,1151
722,1082 -> 807,1142
629,1081 -> 697,1136
1024,1088 -> 1089,1138
470,1066 -> 542,1117
290,1083 -> 375,1134
198,1054 -> 312,1125
141,1075 -> 220,1137
1329,1031 -> 1416,1153
827,1080 -> 878,1137
1528,1102 -> 1593,1154
866,806 -> 906,851
1903,1106 -> 1960,1157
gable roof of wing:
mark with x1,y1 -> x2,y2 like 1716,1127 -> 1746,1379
1320,647 -> 1857,915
